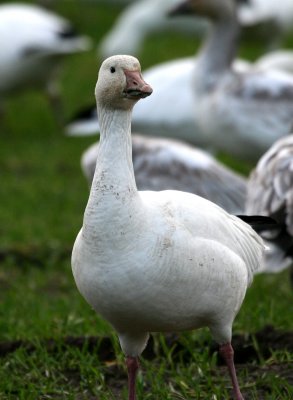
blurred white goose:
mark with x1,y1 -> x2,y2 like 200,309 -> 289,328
67,48 -> 293,143
99,0 -> 293,59
0,3 -> 91,116
239,0 -> 293,39
81,134 -> 247,214
98,0 -> 208,59
246,134 -> 293,275
66,2 -> 292,146
171,0 -> 293,162
72,55 -> 266,400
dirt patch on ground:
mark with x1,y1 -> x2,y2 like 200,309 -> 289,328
0,325 -> 292,362
0,325 -> 292,399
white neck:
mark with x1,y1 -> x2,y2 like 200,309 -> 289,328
95,105 -> 136,191
82,105 -> 138,242
194,12 -> 239,92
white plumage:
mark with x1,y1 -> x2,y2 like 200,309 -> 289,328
71,55 -> 265,400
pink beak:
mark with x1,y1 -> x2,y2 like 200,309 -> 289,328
123,69 -> 153,99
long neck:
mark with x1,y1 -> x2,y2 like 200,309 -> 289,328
94,105 -> 136,193
83,105 -> 138,239
194,11 -> 239,92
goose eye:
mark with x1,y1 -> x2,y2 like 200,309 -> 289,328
110,66 -> 116,73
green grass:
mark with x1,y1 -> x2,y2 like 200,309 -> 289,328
0,0 -> 292,399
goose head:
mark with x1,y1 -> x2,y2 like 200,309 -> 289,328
168,0 -> 248,20
95,55 -> 153,111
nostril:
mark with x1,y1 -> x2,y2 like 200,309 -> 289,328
124,69 -> 150,92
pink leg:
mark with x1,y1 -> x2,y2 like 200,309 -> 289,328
126,356 -> 139,400
219,343 -> 244,400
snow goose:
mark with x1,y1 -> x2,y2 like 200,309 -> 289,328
72,54 -> 266,400
170,0 -> 293,162
239,0 -> 293,42
246,134 -> 293,275
98,0 -> 208,59
81,134 -> 247,214
0,3 -> 91,118
64,51 -> 291,142
98,0 -> 293,59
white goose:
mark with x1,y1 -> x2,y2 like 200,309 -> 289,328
246,134 -> 293,275
99,0 -> 293,59
171,0 -> 293,162
0,3 -> 91,116
98,0 -> 208,60
81,134 -> 247,214
72,55 -> 266,400
239,0 -> 293,40
68,2 -> 254,144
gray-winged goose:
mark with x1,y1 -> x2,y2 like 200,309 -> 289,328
81,134 -> 247,214
71,55 -> 266,400
246,134 -> 293,276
